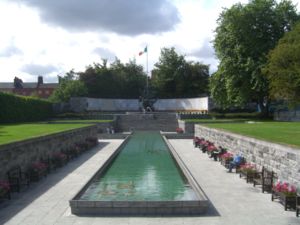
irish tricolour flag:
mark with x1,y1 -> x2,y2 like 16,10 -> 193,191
139,46 -> 147,56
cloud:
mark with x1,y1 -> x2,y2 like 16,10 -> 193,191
92,47 -> 116,61
22,63 -> 59,75
13,0 -> 180,36
0,44 -> 22,57
190,39 -> 215,59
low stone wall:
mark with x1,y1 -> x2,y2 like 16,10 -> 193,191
178,120 -> 195,134
274,110 -> 300,121
195,125 -> 300,187
0,125 -> 97,181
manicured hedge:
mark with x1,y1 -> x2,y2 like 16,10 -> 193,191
0,92 -> 53,123
209,112 -> 262,119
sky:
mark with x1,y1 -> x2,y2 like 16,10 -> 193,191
0,0 -> 299,83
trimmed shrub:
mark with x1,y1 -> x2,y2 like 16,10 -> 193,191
0,92 -> 53,123
210,112 -> 263,119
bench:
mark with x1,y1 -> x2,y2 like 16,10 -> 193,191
0,181 -> 11,200
28,161 -> 48,182
239,165 -> 258,183
7,166 -> 30,192
297,194 -> 300,217
253,167 -> 277,193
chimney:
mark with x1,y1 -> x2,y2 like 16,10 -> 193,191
38,76 -> 43,85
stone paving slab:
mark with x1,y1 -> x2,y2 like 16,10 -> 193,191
0,139 -> 299,225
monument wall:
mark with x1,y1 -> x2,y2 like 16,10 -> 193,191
69,97 -> 209,112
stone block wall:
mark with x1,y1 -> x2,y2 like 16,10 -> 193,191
274,110 -> 300,121
195,125 -> 300,187
0,125 -> 97,180
178,120 -> 195,134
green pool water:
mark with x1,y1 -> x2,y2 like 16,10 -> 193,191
80,131 -> 197,201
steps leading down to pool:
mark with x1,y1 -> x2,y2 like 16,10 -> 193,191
116,113 -> 178,132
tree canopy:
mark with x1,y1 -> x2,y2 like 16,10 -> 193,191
50,70 -> 88,102
79,59 -> 146,98
212,0 -> 299,112
151,47 -> 209,98
263,22 -> 300,106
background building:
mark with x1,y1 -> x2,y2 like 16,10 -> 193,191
0,76 -> 58,98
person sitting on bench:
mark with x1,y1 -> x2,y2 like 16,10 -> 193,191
228,154 -> 243,172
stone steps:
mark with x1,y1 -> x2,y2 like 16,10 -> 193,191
116,113 -> 178,132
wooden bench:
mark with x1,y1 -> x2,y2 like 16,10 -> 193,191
27,161 -> 48,182
6,166 -> 30,192
272,189 -> 296,211
253,167 -> 277,193
239,168 -> 258,183
296,194 -> 300,217
0,181 -> 11,200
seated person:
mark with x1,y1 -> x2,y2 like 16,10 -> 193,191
210,146 -> 227,161
228,154 -> 243,172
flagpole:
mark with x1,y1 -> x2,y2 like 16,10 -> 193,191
146,45 -> 148,96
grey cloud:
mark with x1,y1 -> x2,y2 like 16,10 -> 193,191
22,64 -> 58,75
92,47 -> 115,61
191,41 -> 215,59
0,44 -> 22,57
14,0 -> 180,36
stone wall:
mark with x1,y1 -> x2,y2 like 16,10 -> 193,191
178,120 -> 195,134
0,125 -> 97,180
69,97 -> 209,112
116,113 -> 178,132
195,125 -> 300,187
274,110 -> 300,121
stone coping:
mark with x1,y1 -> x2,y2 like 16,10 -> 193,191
69,133 -> 208,216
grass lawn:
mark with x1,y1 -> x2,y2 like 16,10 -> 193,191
202,121 -> 300,148
0,123 -> 92,146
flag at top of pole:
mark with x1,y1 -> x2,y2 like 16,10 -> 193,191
139,46 -> 147,56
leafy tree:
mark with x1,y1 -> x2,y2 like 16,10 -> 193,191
263,22 -> 300,106
212,0 -> 299,113
50,71 -> 88,102
152,47 -> 209,98
79,59 -> 146,98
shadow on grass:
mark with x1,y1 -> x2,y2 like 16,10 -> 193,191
0,141 -> 110,224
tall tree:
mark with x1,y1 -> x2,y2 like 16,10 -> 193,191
212,0 -> 299,113
79,59 -> 146,98
50,71 -> 88,102
152,47 -> 209,98
263,22 -> 300,106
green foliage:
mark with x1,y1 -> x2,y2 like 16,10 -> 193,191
209,112 -> 263,119
0,92 -> 53,123
152,47 -> 209,98
50,70 -> 88,102
263,22 -> 300,106
79,59 -> 146,98
212,0 -> 299,111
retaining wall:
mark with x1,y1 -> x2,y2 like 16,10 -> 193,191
195,125 -> 300,187
178,120 -> 195,134
0,126 -> 97,180
274,110 -> 300,121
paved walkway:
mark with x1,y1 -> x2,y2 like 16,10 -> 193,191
0,139 -> 298,225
